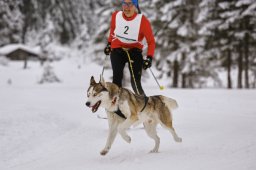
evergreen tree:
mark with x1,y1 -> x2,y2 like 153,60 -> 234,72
198,0 -> 256,88
92,0 -> 119,59
234,0 -> 256,88
153,0 -> 201,88
198,0 -> 235,88
0,0 -> 23,46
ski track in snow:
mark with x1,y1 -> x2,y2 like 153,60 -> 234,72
0,60 -> 256,170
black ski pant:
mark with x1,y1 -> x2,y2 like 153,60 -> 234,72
110,48 -> 145,95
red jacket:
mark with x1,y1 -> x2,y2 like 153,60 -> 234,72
108,11 -> 155,57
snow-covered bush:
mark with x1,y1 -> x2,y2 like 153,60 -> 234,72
38,63 -> 61,84
0,56 -> 9,66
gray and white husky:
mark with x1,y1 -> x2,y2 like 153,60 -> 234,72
86,76 -> 182,156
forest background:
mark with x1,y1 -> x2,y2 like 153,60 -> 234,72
1,0 -> 256,89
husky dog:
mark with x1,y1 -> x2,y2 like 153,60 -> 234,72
86,76 -> 182,155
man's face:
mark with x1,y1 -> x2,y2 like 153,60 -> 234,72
122,0 -> 136,17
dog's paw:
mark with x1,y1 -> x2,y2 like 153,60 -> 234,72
175,137 -> 182,143
100,150 -> 108,156
124,135 -> 131,143
149,149 -> 159,153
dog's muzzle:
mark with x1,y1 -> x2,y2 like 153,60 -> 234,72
85,101 -> 101,113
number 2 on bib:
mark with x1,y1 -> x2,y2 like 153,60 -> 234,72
124,26 -> 129,35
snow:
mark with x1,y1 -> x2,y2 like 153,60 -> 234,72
177,24 -> 189,37
241,3 -> 256,17
1,59 -> 256,170
236,0 -> 254,7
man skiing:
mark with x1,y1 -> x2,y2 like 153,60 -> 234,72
104,0 -> 155,96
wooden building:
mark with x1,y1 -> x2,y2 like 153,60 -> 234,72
0,44 -> 41,61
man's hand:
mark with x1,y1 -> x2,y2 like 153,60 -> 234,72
143,56 -> 152,70
104,42 -> 111,55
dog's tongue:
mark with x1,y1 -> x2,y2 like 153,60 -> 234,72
92,106 -> 97,113
91,101 -> 101,113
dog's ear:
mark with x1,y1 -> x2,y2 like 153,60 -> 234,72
99,75 -> 106,87
90,76 -> 96,86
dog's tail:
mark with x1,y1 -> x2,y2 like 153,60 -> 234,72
161,96 -> 178,111
157,96 -> 178,129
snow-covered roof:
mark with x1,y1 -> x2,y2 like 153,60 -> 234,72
0,44 -> 41,56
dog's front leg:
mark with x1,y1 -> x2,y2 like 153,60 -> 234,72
100,112 -> 119,156
118,117 -> 136,143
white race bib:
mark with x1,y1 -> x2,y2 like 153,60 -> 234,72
114,11 -> 142,44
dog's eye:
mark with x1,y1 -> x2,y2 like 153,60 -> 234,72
93,93 -> 97,97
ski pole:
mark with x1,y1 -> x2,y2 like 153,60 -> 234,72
149,68 -> 164,90
101,55 -> 108,76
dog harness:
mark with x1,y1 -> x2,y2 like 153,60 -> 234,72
114,109 -> 127,119
111,95 -> 149,119
111,97 -> 127,119
140,95 -> 149,112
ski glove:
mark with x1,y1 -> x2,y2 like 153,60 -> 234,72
143,56 -> 152,70
104,42 -> 111,55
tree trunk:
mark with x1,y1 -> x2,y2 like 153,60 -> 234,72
23,56 -> 27,69
21,24 -> 27,44
237,42 -> 243,88
244,33 -> 250,88
227,49 -> 232,89
181,73 -> 186,88
188,73 -> 194,88
173,60 -> 179,88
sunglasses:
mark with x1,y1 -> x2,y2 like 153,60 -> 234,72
122,1 -> 134,7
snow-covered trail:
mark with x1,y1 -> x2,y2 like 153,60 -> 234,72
1,86 -> 256,170
1,61 -> 256,170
